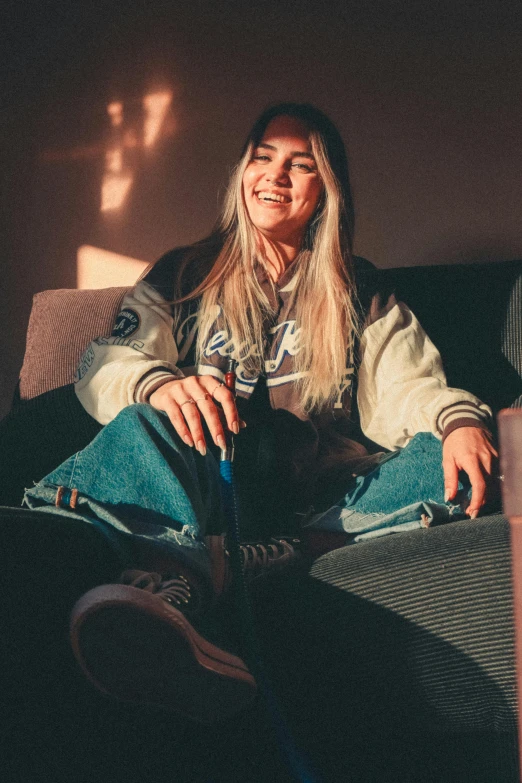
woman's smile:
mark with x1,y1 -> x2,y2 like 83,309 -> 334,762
255,190 -> 292,205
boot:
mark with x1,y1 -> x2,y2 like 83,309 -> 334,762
69,568 -> 257,723
206,535 -> 303,596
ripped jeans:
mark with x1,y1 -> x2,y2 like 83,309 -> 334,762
23,404 -> 470,582
304,432 -> 470,541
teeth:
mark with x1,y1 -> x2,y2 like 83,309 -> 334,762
256,191 -> 290,203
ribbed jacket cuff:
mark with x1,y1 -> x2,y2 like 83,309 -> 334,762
437,400 -> 487,430
441,417 -> 491,443
134,368 -> 184,403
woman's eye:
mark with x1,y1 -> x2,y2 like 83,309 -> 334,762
253,155 -> 270,162
293,162 -> 313,172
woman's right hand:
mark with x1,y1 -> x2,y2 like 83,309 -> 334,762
149,376 -> 242,455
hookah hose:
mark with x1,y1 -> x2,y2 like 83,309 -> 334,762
218,359 -> 319,783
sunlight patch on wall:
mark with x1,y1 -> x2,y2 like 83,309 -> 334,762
40,87 -> 176,217
77,245 -> 149,289
101,99 -> 134,213
143,90 -> 173,148
108,101 -> 124,128
101,89 -> 174,213
100,148 -> 134,213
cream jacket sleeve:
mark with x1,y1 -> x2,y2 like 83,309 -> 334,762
75,281 -> 185,425
357,300 -> 491,450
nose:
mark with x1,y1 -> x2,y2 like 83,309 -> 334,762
265,161 -> 289,185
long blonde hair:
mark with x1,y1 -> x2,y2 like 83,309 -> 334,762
175,103 -> 359,414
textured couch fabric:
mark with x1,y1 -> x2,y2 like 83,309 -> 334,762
1,287 -> 128,506
1,260 -> 521,781
19,286 -> 130,400
250,513 -> 519,781
380,260 -> 522,412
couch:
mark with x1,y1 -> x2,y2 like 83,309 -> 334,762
1,260 -> 521,782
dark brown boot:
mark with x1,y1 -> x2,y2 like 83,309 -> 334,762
206,535 -> 303,596
69,569 -> 256,723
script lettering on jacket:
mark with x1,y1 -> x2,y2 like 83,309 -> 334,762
94,336 -> 146,350
75,344 -> 96,382
265,320 -> 302,374
199,305 -> 256,363
202,311 -> 261,366
75,337 -> 146,383
175,310 -> 198,363
334,366 -> 355,409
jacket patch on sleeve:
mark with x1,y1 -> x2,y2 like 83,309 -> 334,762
112,309 -> 141,338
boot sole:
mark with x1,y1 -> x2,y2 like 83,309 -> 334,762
70,584 -> 257,723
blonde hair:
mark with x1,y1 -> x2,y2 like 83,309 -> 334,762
176,104 -> 359,414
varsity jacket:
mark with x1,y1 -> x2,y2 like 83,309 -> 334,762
75,249 -> 491,488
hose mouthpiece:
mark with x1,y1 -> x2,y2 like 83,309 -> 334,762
220,358 -> 238,462
224,357 -> 238,394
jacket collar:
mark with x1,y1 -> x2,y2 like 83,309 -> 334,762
255,255 -> 301,298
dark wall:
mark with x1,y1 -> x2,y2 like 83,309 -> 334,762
3,0 -> 522,417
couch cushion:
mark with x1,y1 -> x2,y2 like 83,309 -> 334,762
376,260 -> 522,414
19,287 -> 131,400
0,384 -> 103,506
3,287 -> 129,503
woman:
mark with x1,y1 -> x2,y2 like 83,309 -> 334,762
25,103 -> 497,723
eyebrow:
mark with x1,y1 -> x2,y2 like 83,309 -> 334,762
256,142 -> 316,162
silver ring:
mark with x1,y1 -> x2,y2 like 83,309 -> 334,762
180,398 -> 196,408
211,382 -> 224,400
194,393 -> 210,404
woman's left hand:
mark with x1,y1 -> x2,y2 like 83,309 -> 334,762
442,427 -> 499,518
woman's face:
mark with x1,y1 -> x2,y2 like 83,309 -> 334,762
242,115 -> 323,249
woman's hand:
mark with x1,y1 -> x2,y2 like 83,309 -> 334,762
442,427 -> 499,518
149,376 -> 241,455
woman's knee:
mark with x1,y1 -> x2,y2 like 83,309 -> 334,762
113,402 -> 166,427
111,404 -> 194,456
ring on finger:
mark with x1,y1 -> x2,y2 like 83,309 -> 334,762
194,393 -> 210,404
211,382 -> 224,400
180,398 -> 196,408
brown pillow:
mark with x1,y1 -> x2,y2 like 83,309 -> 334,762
19,287 -> 131,400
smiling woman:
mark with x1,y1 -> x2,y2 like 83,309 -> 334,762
24,102 -> 497,730
190,103 -> 360,414
242,115 -> 323,260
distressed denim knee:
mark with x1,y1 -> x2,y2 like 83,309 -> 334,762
305,433 -> 471,542
23,403 -> 223,582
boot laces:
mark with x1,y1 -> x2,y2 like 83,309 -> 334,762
237,537 -> 301,579
120,570 -> 193,609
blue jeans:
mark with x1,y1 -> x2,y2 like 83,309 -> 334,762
304,432 -> 470,541
23,405 -> 221,586
23,404 -> 469,577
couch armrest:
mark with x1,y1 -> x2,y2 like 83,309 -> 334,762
19,287 -> 131,401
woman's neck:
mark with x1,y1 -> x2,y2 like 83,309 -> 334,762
258,235 -> 301,282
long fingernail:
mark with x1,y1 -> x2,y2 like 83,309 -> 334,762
470,510 -> 478,519
444,490 -> 450,502
196,440 -> 207,456
240,419 -> 247,429
183,435 -> 194,447
231,421 -> 239,435
217,435 -> 226,449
